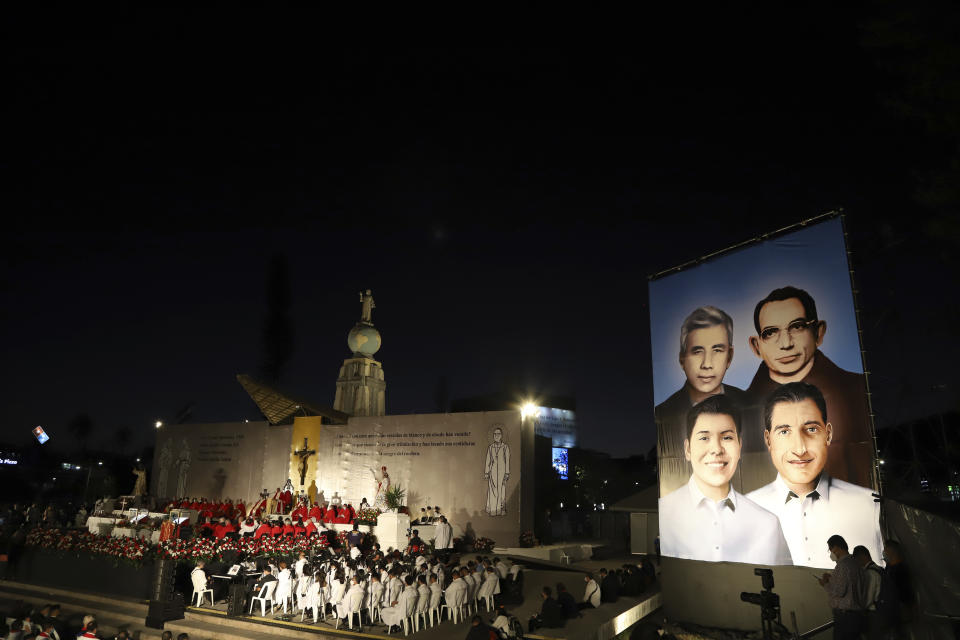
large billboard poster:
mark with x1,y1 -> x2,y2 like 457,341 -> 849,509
650,216 -> 882,569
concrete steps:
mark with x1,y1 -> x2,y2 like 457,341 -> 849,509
159,605 -> 405,640
0,580 -> 150,639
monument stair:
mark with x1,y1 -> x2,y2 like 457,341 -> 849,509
0,580 -> 150,637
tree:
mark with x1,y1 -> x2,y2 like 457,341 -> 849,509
114,425 -> 133,453
67,413 -> 94,452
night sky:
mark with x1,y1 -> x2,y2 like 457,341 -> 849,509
4,10 -> 959,459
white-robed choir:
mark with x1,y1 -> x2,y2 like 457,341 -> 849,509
229,545 -> 524,630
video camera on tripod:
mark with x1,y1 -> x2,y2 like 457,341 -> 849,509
740,568 -> 780,620
740,568 -> 794,640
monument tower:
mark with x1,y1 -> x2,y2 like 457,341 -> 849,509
333,289 -> 386,416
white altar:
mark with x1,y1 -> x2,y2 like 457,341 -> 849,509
375,511 -> 411,552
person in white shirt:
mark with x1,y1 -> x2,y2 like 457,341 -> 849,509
479,565 -> 501,600
747,382 -> 882,569
384,570 -> 403,607
190,561 -> 210,606
328,572 -> 346,612
380,576 -> 419,630
337,575 -> 366,620
434,516 -> 453,553
461,569 -> 477,605
492,605 -> 514,638
494,557 -> 509,580
428,573 -> 443,610
853,545 -> 882,611
659,395 -> 792,564
294,552 -> 307,578
444,570 -> 468,612
580,573 -> 601,609
416,575 -> 431,619
366,573 -> 384,612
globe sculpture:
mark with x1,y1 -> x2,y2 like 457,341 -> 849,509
348,323 -> 381,357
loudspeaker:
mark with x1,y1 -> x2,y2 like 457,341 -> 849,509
227,584 -> 247,617
145,594 -> 185,628
151,558 -> 177,601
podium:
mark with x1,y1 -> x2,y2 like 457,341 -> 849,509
375,511 -> 410,551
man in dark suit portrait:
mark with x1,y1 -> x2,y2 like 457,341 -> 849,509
745,286 -> 872,487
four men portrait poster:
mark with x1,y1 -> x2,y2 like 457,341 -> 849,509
649,216 -> 881,569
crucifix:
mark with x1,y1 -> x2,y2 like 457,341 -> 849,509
293,437 -> 316,487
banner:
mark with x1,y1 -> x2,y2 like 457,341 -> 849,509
649,216 -> 881,568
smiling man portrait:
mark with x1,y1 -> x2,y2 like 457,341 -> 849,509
656,306 -> 746,494
745,286 -> 873,486
658,394 -> 791,564
747,382 -> 882,569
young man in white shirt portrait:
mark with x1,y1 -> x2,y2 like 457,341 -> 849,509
658,394 -> 791,564
747,382 -> 882,569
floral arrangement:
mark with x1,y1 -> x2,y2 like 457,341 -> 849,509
356,508 -> 380,526
473,537 -> 496,553
26,527 -> 329,566
26,528 -> 153,566
518,530 -> 536,548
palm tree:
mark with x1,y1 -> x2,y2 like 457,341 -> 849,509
68,413 -> 94,453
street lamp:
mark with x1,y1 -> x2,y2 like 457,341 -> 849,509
155,420 -> 163,429
520,402 -> 537,419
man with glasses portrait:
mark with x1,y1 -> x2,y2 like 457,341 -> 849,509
745,286 -> 873,487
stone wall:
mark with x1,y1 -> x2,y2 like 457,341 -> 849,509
312,410 -> 532,545
152,421 -> 292,503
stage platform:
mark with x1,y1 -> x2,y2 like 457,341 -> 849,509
0,568 -> 660,640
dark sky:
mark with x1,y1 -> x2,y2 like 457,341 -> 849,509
3,10 -> 959,459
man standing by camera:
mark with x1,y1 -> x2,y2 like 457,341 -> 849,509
818,535 -> 864,640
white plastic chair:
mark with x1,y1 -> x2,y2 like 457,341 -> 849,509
427,588 -> 443,627
415,593 -> 431,631
275,574 -> 294,613
441,588 -> 466,624
367,596 -> 382,624
335,589 -> 364,631
386,614 -> 415,636
463,581 -> 479,617
479,573 -> 499,611
249,581 -> 278,616
190,572 -> 213,607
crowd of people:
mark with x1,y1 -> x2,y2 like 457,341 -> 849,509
191,532 -> 523,634
819,535 -> 917,640
0,603 -> 192,640
526,563 -> 656,633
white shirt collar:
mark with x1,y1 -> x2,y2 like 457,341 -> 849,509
773,473 -> 831,503
686,475 -> 737,510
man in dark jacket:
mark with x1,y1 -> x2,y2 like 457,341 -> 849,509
556,583 -> 578,619
600,568 -> 620,603
465,616 -> 494,640
246,567 -> 277,610
528,586 -> 564,632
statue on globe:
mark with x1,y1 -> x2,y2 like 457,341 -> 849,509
359,289 -> 375,324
